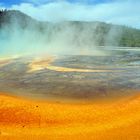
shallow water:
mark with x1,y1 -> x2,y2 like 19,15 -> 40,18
0,47 -> 140,101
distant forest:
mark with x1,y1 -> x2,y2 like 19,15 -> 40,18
0,10 -> 140,47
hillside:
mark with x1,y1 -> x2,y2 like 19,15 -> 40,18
0,10 -> 140,47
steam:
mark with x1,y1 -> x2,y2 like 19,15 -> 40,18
0,16 -> 123,57
0,0 -> 139,57
0,7 -> 128,58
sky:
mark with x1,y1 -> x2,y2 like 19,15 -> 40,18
0,0 -> 140,28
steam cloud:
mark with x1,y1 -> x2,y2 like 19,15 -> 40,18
0,20 -> 108,57
0,0 -> 139,57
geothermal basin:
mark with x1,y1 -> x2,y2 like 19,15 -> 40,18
0,47 -> 140,102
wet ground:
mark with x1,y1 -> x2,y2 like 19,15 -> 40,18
0,47 -> 140,101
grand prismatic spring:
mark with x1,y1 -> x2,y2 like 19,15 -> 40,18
0,1 -> 140,139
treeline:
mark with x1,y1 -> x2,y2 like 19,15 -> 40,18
0,9 -> 15,26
